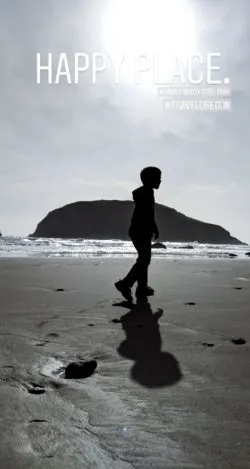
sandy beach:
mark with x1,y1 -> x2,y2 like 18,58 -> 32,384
0,257 -> 249,469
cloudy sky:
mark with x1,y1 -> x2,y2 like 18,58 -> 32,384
1,0 -> 249,243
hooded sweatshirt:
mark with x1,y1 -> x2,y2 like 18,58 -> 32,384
128,185 -> 155,238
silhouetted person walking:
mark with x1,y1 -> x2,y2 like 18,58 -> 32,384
115,166 -> 161,301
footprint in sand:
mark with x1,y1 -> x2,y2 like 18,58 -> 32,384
35,341 -> 50,347
13,377 -> 46,394
50,381 -> 65,390
27,382 -> 46,394
25,420 -> 59,458
37,320 -> 50,328
1,365 -> 15,382
29,419 -> 47,423
3,365 -> 14,371
96,300 -> 108,306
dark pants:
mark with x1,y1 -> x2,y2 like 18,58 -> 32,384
123,237 -> 152,290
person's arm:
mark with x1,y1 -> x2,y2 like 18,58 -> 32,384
151,190 -> 159,239
152,219 -> 159,239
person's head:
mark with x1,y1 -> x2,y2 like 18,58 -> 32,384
140,166 -> 161,189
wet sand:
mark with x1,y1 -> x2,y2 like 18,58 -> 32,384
0,257 -> 249,469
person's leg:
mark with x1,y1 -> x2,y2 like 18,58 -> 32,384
134,238 -> 151,294
121,237 -> 141,287
115,237 -> 152,300
114,237 -> 140,301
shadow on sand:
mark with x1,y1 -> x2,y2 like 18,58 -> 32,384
113,299 -> 182,388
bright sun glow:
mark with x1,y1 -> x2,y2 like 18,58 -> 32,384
102,0 -> 196,86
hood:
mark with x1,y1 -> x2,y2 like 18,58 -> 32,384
132,186 -> 153,203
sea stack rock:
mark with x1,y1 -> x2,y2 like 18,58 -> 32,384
29,200 -> 245,245
152,242 -> 166,249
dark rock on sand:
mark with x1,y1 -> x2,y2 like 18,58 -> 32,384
182,245 -> 194,249
226,253 -> 238,258
231,338 -> 246,345
152,242 -> 166,249
29,200 -> 245,244
65,360 -> 97,379
245,252 -> 250,257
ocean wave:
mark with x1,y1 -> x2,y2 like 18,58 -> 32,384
0,236 -> 249,259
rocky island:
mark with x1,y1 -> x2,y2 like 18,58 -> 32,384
29,200 -> 244,244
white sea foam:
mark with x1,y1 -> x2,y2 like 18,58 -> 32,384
0,236 -> 249,259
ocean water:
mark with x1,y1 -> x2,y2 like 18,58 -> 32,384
0,236 -> 249,259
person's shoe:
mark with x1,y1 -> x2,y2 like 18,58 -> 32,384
135,286 -> 154,298
136,286 -> 154,298
145,286 -> 154,295
115,280 -> 133,302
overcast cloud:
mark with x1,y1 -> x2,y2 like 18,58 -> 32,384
0,0 -> 249,242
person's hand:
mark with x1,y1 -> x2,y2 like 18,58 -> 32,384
153,226 -> 159,240
154,308 -> 164,321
